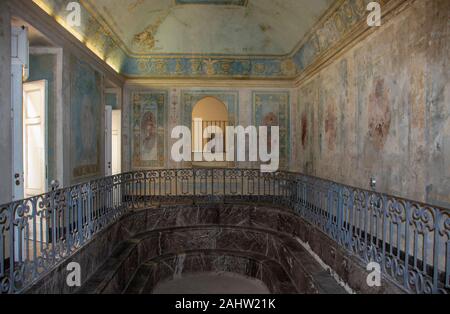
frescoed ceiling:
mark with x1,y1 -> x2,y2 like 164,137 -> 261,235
32,0 -> 379,79
81,0 -> 333,56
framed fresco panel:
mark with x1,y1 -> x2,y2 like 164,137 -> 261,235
253,91 -> 290,169
131,91 -> 168,169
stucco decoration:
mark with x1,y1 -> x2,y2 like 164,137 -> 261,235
131,91 -> 167,168
253,92 -> 290,169
70,55 -> 102,179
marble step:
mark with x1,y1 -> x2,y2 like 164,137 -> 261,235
123,263 -> 154,294
77,240 -> 137,294
282,238 -> 347,294
78,227 -> 347,294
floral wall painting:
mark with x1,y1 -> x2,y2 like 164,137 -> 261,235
131,91 -> 167,169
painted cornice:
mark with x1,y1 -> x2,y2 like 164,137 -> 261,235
125,78 -> 295,89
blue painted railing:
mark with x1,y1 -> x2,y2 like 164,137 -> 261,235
0,169 -> 449,294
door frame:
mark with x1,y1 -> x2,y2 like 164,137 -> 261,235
23,79 -> 49,196
111,109 -> 122,175
105,87 -> 122,174
29,47 -> 64,188
11,26 -> 28,200
105,105 -> 113,177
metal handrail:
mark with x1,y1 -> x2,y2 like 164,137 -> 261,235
0,169 -> 448,294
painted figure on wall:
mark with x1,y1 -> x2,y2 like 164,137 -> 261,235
262,112 -> 279,152
253,92 -> 290,168
70,56 -> 101,179
132,91 -> 167,168
141,111 -> 157,161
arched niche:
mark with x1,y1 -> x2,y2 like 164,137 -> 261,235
191,96 -> 229,163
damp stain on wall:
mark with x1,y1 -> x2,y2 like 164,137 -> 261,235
301,112 -> 308,149
367,78 -> 391,151
324,102 -> 337,151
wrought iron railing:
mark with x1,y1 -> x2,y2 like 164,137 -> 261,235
0,169 -> 449,294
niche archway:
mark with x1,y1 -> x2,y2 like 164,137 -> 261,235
191,97 -> 229,163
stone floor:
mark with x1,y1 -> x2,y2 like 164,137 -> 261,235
152,272 -> 271,294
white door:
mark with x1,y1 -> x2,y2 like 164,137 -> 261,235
23,80 -> 48,198
11,26 -> 29,201
111,110 -> 122,175
105,106 -> 112,176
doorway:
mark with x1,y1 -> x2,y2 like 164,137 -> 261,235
23,80 -> 48,198
104,87 -> 122,176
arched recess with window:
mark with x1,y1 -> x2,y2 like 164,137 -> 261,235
191,96 -> 229,167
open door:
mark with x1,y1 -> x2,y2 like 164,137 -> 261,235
105,106 -> 112,177
105,106 -> 122,176
11,26 -> 29,201
23,80 -> 48,197
111,110 -> 122,175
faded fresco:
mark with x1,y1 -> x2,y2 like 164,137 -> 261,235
293,0 -> 376,71
70,55 -> 102,180
295,0 -> 450,207
34,0 -> 383,79
131,91 -> 167,168
253,92 -> 290,169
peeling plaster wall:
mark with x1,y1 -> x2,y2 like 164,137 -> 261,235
293,0 -> 450,207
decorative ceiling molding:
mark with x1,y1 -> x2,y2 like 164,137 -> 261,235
31,0 -> 403,81
125,77 -> 294,88
174,0 -> 248,6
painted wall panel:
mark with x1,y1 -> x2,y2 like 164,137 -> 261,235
70,55 -> 102,180
130,91 -> 167,169
253,92 -> 290,169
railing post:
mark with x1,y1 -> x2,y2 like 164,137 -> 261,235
403,203 -> 411,291
223,169 -> 226,204
337,186 -> 345,244
193,169 -> 196,205
65,189 -> 71,255
77,187 -> 83,246
432,209 -> 441,293
8,204 -> 15,293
